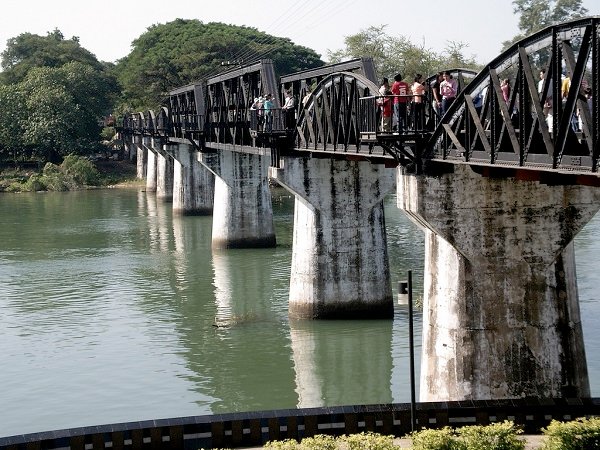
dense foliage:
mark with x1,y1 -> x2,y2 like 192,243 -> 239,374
115,19 -> 324,110
327,25 -> 481,83
0,30 -> 119,164
0,29 -> 105,84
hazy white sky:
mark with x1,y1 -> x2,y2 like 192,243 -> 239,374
2,0 -> 600,67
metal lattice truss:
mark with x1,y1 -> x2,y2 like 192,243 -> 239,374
122,108 -> 169,137
204,60 -> 279,146
296,72 -> 380,155
168,85 -> 203,139
430,17 -> 599,175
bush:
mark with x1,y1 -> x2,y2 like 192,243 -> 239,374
340,432 -> 396,450
410,421 -> 524,450
410,427 -> 465,450
60,154 -> 100,185
541,417 -> 600,450
265,438 -> 300,450
458,421 -> 525,450
300,435 -> 337,450
22,174 -> 47,191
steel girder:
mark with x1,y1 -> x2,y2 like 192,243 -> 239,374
168,84 -> 204,139
204,60 -> 278,146
428,16 -> 599,176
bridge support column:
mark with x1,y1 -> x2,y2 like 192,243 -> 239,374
167,143 -> 214,215
199,150 -> 275,249
135,136 -> 146,179
143,138 -> 157,193
156,148 -> 174,202
271,157 -> 395,319
397,164 -> 600,401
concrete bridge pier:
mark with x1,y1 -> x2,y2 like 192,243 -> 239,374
165,143 -> 214,216
156,146 -> 174,202
397,164 -> 600,401
143,137 -> 157,193
134,136 -> 147,179
198,149 -> 275,249
271,157 -> 395,319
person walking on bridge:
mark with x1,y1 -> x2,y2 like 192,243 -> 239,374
378,78 -> 393,132
439,71 -> 457,116
411,74 -> 426,130
391,73 -> 410,132
282,90 -> 296,129
263,94 -> 274,132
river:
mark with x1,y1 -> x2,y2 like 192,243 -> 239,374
0,187 -> 598,437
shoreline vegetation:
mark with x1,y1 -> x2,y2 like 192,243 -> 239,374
0,155 -> 139,193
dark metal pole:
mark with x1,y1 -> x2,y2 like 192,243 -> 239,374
408,270 -> 417,431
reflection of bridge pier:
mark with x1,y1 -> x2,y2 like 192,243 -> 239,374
289,319 -> 394,408
398,164 -> 600,401
272,157 -> 395,319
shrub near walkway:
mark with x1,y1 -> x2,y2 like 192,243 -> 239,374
205,417 -> 600,450
541,417 -> 600,450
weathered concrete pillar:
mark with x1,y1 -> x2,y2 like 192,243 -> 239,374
271,157 -> 395,319
135,136 -> 147,179
166,143 -> 214,215
156,148 -> 174,202
397,164 -> 600,401
143,137 -> 157,193
199,149 -> 275,249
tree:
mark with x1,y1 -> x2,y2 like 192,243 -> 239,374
0,29 -> 119,163
115,19 -> 324,110
0,84 -> 27,163
1,29 -> 104,84
16,62 -> 117,162
327,25 -> 480,82
501,0 -> 588,50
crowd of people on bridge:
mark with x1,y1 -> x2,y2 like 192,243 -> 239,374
250,90 -> 297,132
377,71 -> 457,133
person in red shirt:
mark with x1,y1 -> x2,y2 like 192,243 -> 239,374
391,73 -> 410,132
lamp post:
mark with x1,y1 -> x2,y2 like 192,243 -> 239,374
399,270 -> 416,431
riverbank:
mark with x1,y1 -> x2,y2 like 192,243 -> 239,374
0,159 -> 139,192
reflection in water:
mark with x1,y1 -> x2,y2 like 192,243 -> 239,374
1,188 -> 600,438
290,319 -> 394,408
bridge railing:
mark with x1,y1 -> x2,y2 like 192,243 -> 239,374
249,108 -> 294,134
172,114 -> 204,139
359,95 -> 437,140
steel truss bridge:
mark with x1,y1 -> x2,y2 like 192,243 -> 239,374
122,17 -> 599,184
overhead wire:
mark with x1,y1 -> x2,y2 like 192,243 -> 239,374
198,0 -> 358,80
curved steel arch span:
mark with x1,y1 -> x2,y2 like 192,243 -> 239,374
295,71 -> 380,154
428,16 -> 599,176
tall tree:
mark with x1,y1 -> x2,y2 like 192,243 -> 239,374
327,25 -> 480,82
115,19 -> 324,110
0,84 -> 27,163
502,0 -> 588,49
1,29 -> 103,84
13,62 -> 116,162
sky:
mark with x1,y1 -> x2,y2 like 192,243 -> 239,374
1,0 -> 600,69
